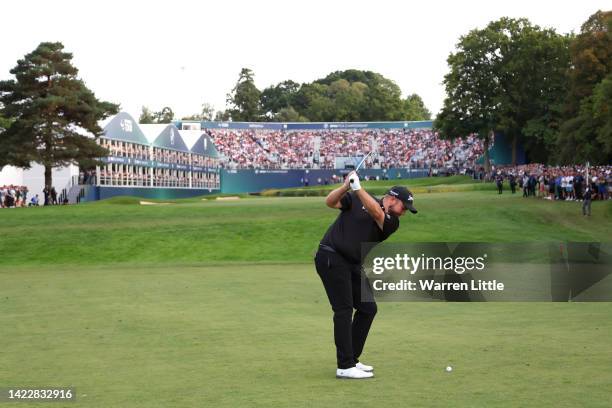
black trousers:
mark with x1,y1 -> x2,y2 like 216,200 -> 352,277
314,249 -> 377,369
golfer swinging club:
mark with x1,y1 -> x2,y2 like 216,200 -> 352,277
315,169 -> 417,379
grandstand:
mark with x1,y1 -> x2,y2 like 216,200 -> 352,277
89,112 -> 221,200
0,116 -> 493,201
180,120 -> 484,172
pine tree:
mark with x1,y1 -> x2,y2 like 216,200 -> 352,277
0,42 -> 118,188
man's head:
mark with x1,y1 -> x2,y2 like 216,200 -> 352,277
383,186 -> 417,217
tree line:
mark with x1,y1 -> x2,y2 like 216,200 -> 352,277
1,10 -> 609,190
435,10 -> 611,167
141,69 -> 432,124
222,68 -> 431,123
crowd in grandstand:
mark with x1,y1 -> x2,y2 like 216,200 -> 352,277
94,136 -> 221,189
376,131 -> 484,170
96,166 -> 218,189
484,164 -> 611,201
98,138 -> 220,168
99,166 -> 154,187
206,128 -> 484,171
152,147 -> 190,165
99,138 -> 151,161
206,129 -> 276,169
318,131 -> 373,169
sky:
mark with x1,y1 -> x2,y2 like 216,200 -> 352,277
1,0 -> 609,120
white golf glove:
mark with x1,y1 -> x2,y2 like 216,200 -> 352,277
349,171 -> 361,191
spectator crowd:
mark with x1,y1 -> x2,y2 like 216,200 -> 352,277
0,185 -> 70,208
1,185 -> 29,208
481,164 -> 611,204
206,128 -> 484,170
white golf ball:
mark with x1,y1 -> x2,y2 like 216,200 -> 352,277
445,366 -> 453,372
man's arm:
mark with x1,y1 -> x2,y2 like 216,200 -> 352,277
348,171 -> 385,229
355,189 -> 385,229
325,176 -> 351,209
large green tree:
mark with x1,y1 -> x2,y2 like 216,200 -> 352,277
565,10 -> 612,113
557,10 -> 612,164
260,80 -> 300,119
494,18 -> 571,163
274,106 -> 308,122
435,23 -> 504,171
226,68 -> 262,121
0,42 -> 118,187
591,74 -> 612,155
436,18 -> 571,166
312,70 -> 406,121
0,109 -> 15,169
403,94 -> 431,120
326,79 -> 368,121
293,82 -> 335,122
259,69 -> 430,122
0,111 -> 11,131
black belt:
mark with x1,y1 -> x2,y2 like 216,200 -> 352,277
318,244 -> 362,267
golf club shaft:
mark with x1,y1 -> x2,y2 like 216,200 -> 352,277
350,152 -> 372,183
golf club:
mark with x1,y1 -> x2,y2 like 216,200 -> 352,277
350,151 -> 372,183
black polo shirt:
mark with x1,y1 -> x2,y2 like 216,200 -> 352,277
320,191 -> 400,264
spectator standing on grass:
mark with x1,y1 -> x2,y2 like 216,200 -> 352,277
569,174 -> 576,200
496,173 -> 503,194
10,186 -> 16,207
50,187 -> 57,205
5,188 -> 14,207
555,175 -> 562,200
598,177 -> 608,200
509,174 -> 516,194
529,174 -> 537,197
547,174 -> 555,200
575,173 -> 584,200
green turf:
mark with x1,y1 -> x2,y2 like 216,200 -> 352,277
262,175 -> 491,196
0,188 -> 610,266
1,180 -> 611,407
1,264 -> 611,407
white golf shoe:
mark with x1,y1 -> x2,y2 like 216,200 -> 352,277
336,367 -> 374,379
355,362 -> 374,372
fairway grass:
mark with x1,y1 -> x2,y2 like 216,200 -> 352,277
0,191 -> 610,267
1,186 -> 611,407
1,264 -> 611,407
